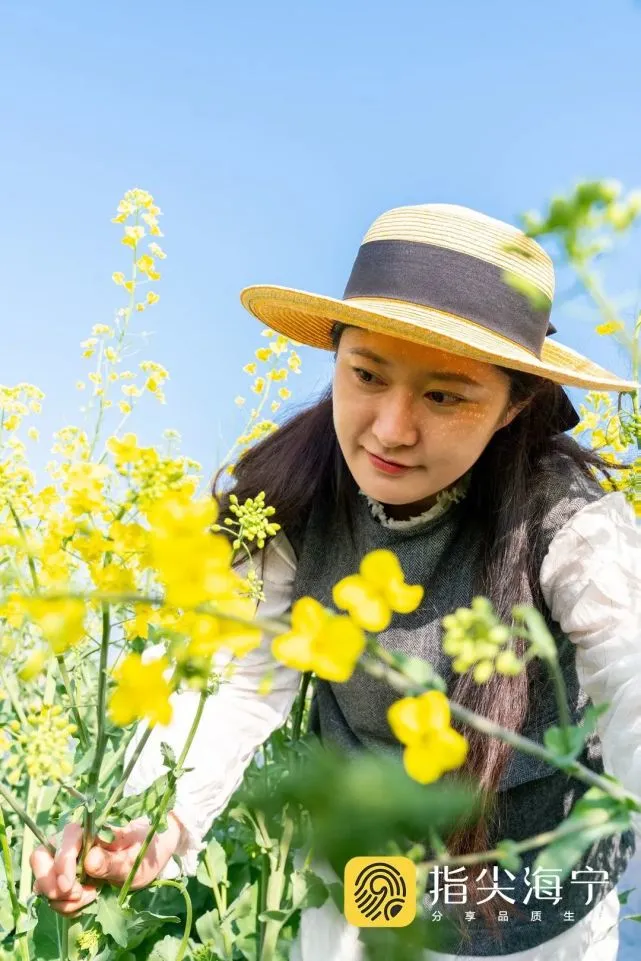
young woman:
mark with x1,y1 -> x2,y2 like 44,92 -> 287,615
33,204 -> 640,960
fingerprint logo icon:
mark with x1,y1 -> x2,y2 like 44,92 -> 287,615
344,856 -> 416,927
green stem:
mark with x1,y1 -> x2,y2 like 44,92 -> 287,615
205,851 -> 232,957
362,645 -> 641,809
0,805 -> 21,924
95,725 -> 153,830
18,779 -> 42,904
260,811 -> 295,961
257,852 -> 269,959
90,229 -> 138,462
6,502 -> 89,750
17,663 -> 58,902
420,813 -> 610,874
97,721 -> 144,787
1,668 -> 27,725
291,672 -> 312,742
81,603 -> 111,874
57,916 -> 69,961
0,785 -> 54,853
151,880 -> 193,961
56,655 -> 89,749
118,691 -> 208,903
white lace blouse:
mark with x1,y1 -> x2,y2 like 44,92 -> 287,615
124,486 -> 640,961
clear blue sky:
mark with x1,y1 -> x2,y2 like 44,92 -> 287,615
2,0 -> 641,484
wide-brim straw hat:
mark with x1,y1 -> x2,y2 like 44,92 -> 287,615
240,204 -> 639,398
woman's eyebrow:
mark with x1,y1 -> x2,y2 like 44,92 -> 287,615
345,347 -> 486,388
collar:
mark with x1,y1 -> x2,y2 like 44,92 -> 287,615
358,469 -> 472,530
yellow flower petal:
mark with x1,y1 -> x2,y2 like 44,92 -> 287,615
387,697 -> 423,745
332,575 -> 391,631
431,727 -> 469,770
402,744 -> 446,784
290,596 -> 327,635
416,690 -> 451,729
359,549 -> 404,587
271,632 -> 314,671
383,580 -> 424,614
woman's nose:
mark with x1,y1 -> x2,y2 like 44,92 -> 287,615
371,392 -> 419,448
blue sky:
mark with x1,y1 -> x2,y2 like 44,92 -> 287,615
2,0 -> 641,484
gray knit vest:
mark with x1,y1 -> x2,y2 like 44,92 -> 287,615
286,453 -> 636,956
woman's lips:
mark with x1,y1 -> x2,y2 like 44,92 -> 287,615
366,451 -> 414,475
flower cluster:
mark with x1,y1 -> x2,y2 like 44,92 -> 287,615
332,548 -> 424,632
387,690 -> 469,785
213,490 -> 281,551
225,327 -> 303,476
442,597 -> 524,683
4,703 -> 76,785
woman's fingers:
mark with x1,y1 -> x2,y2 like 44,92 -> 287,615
53,823 -> 84,893
84,821 -> 180,888
98,817 -> 151,851
84,840 -> 156,887
31,841 -> 98,914
30,846 -> 58,900
49,885 -> 98,916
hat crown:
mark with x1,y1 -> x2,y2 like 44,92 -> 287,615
361,203 -> 554,299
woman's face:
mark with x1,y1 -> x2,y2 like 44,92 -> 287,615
332,326 -> 525,520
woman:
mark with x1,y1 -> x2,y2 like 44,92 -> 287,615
33,204 -> 640,959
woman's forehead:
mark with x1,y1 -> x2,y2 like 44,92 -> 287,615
339,326 -> 501,381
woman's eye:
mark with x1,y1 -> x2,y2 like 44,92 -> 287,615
352,368 -> 462,406
426,391 -> 462,406
353,367 -> 379,385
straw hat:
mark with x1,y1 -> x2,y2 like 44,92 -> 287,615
240,204 -> 639,405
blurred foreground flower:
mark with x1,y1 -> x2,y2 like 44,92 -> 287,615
272,596 -> 366,681
332,548 -> 424,631
388,690 -> 469,785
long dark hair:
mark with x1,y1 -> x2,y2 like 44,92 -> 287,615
212,321 -> 630,943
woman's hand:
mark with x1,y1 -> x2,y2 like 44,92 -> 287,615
30,814 -> 182,916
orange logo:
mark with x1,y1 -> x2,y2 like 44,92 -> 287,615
344,856 -> 416,927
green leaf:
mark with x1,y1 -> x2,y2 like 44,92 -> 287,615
290,869 -> 328,910
147,935 -> 184,961
543,725 -> 585,764
222,880 -> 257,925
495,840 -> 523,873
113,773 -> 174,824
195,908 -> 220,945
579,702 -> 610,737
0,884 -> 15,939
258,909 -> 289,922
534,814 -> 631,882
160,742 -> 177,771
196,837 -> 228,889
502,271 -> 550,310
392,654 -> 446,692
618,887 -> 637,906
95,887 -> 132,948
31,901 -> 59,959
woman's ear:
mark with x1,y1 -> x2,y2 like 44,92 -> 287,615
494,399 -> 530,433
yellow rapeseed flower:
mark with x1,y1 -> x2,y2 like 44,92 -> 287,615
387,690 -> 469,784
24,597 -> 86,655
272,597 -> 366,682
595,321 -> 625,336
332,549 -> 424,632
108,653 -> 173,727
107,432 -> 143,470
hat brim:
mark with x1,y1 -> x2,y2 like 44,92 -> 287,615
240,285 -> 639,393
